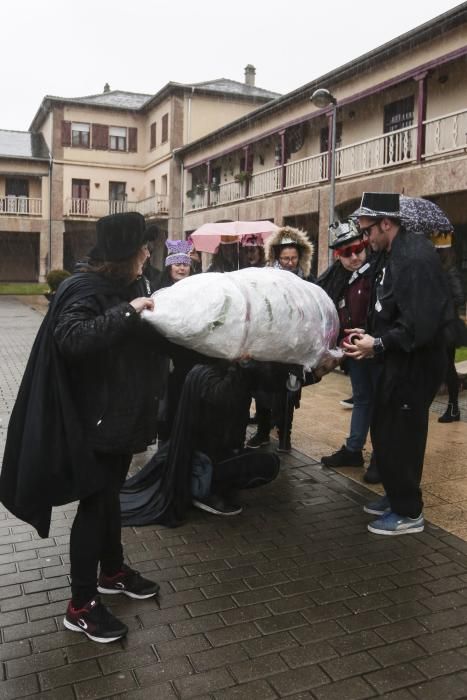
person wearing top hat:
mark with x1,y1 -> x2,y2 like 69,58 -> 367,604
344,192 -> 452,535
318,220 -> 381,484
0,212 -> 168,643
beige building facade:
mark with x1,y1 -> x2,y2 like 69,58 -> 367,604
179,5 -> 467,282
0,69 -> 279,281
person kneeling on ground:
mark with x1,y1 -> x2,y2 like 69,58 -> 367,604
120,360 -> 281,523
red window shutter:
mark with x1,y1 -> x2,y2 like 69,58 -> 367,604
128,127 -> 137,152
92,123 -> 109,150
161,113 -> 168,143
62,121 -> 71,146
150,122 -> 156,149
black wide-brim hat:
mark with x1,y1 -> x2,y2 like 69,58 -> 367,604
352,192 -> 401,219
329,221 -> 363,249
89,212 -> 158,262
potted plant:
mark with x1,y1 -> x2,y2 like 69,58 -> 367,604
186,189 -> 195,200
195,183 -> 206,196
234,171 -> 252,185
210,182 -> 220,192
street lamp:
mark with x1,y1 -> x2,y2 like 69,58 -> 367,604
310,88 -> 337,264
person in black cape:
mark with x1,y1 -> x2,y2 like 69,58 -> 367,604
345,192 -> 453,536
0,212 -> 167,644
120,360 -> 281,524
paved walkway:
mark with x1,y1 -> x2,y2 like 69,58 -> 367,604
1,296 -> 467,700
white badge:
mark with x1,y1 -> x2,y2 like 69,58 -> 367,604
375,299 -> 382,312
338,298 -> 346,309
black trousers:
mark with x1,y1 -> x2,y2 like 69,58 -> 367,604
70,453 -> 131,607
212,451 -> 280,495
444,345 -> 459,406
371,348 -> 446,518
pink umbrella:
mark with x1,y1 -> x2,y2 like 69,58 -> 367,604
190,220 -> 279,253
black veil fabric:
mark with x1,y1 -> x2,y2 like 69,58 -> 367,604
120,364 -> 215,527
0,273 -> 122,538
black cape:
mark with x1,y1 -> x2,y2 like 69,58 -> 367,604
0,273 -> 125,538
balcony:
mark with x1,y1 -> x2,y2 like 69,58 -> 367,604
185,108 -> 467,213
0,196 -> 42,216
64,194 -> 168,219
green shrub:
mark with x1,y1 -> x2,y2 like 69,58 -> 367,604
46,269 -> 71,292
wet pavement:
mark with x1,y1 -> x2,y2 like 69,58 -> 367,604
1,295 -> 467,700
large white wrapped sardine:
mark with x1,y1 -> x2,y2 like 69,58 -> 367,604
142,267 -> 340,369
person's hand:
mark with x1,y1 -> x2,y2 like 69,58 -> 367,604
314,354 -> 340,380
343,333 -> 375,360
130,297 -> 155,314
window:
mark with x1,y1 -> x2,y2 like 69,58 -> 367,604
6,178 -> 29,197
384,96 -> 414,133
150,122 -> 157,149
71,122 -> 90,147
320,123 -> 342,153
109,182 -> 127,213
71,179 -> 90,215
161,113 -> 169,143
149,179 -> 156,197
109,126 -> 127,151
161,174 -> 168,195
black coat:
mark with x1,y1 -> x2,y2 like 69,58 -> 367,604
0,272 -> 166,537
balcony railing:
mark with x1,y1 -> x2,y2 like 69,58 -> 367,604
184,109 -> 467,213
65,194 -> 168,218
424,108 -> 467,158
0,196 -> 42,216
336,124 -> 417,178
249,166 -> 282,197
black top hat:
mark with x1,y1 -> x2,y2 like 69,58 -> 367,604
89,212 -> 155,262
329,221 -> 362,249
353,192 -> 401,219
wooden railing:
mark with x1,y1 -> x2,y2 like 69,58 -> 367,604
285,153 -> 328,189
65,195 -> 168,218
248,166 -> 282,197
0,196 -> 42,216
424,108 -> 467,158
335,125 -> 418,178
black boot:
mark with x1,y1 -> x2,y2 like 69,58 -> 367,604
438,403 -> 460,423
246,405 -> 271,448
363,454 -> 381,484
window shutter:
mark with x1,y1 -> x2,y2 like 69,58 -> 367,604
128,127 -> 137,152
92,123 -> 109,150
61,121 -> 71,146
161,113 -> 169,143
150,122 -> 156,149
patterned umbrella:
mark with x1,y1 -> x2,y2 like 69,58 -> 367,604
400,196 -> 453,235
350,196 -> 452,236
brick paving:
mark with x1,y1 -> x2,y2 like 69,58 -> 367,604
2,296 -> 467,700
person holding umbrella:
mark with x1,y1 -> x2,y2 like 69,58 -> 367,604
345,192 -> 452,536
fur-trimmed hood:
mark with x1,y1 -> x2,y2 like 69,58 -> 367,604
264,226 -> 314,278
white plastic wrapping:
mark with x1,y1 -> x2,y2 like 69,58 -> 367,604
142,267 -> 340,369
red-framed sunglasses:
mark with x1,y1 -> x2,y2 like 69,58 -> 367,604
335,240 -> 368,258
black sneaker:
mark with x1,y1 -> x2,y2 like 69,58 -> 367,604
276,438 -> 292,453
98,564 -> 160,600
193,494 -> 242,516
321,445 -> 364,468
63,596 -> 128,643
246,433 -> 270,449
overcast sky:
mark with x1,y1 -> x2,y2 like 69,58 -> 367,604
1,0 -> 462,131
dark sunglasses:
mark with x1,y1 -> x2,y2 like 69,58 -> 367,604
336,240 -> 368,258
358,220 -> 381,237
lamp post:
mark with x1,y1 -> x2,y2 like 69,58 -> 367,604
310,88 -> 337,264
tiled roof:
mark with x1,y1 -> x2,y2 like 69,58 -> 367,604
47,90 -> 153,110
187,78 -> 280,100
0,130 -> 49,160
